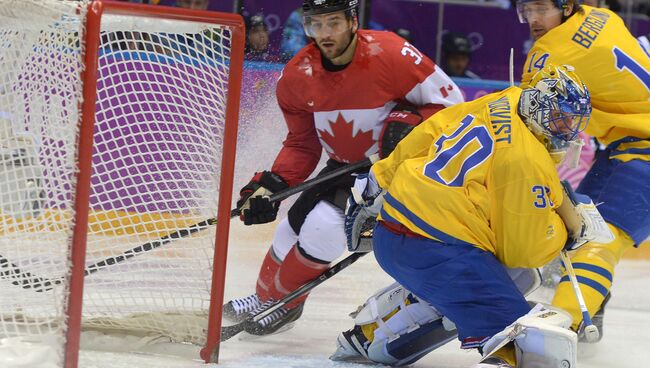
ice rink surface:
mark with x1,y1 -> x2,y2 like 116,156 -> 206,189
74,221 -> 650,368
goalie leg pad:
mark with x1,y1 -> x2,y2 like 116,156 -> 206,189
331,312 -> 457,367
350,283 -> 445,338
480,305 -> 577,368
377,318 -> 458,366
331,283 -> 456,366
332,258 -> 544,366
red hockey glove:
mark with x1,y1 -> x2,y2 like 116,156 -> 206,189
378,105 -> 423,159
237,171 -> 289,225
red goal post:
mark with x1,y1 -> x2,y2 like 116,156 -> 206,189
0,1 -> 244,367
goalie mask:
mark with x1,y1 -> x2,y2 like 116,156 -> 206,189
519,64 -> 591,166
302,0 -> 358,38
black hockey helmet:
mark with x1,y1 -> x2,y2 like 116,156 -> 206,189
302,0 -> 359,38
441,32 -> 472,56
302,0 -> 359,17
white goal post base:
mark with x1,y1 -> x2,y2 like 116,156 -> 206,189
0,1 -> 245,367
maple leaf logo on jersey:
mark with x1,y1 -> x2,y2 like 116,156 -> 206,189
317,113 -> 375,163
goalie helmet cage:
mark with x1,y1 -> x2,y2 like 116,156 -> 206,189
0,1 -> 244,367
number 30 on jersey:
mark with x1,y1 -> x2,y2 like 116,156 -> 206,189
423,115 -> 494,187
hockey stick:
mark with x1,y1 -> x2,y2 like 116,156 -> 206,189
230,154 -> 378,218
559,249 -> 600,342
220,251 -> 369,342
1,155 -> 378,292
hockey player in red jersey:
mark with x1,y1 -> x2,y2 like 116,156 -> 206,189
223,0 -> 463,336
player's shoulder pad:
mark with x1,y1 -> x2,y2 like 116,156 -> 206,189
359,29 -> 404,47
358,29 -> 423,62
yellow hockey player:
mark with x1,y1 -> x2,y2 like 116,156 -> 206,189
517,0 -> 650,340
337,65 -> 609,367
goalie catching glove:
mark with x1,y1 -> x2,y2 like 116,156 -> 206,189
237,171 -> 289,225
378,105 -> 423,159
345,171 -> 384,252
556,180 -> 614,250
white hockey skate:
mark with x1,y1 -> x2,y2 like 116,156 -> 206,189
242,299 -> 304,337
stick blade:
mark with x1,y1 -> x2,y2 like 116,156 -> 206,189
583,325 -> 600,343
220,323 -> 245,342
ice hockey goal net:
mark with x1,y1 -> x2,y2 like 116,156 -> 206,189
0,0 -> 244,366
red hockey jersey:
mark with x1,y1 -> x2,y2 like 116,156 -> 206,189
273,30 -> 463,186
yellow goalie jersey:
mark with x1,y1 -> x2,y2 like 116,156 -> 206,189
373,87 -> 567,268
522,6 -> 650,146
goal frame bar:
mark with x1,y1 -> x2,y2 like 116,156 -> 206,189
65,2 -> 244,367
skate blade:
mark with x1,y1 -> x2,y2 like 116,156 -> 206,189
237,322 -> 297,341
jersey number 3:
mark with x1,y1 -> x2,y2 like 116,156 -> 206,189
423,115 -> 494,187
401,42 -> 423,65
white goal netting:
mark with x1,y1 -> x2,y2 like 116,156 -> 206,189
0,0 -> 237,364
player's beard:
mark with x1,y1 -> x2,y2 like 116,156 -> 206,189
317,31 -> 355,61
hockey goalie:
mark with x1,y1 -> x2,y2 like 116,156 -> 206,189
334,64 -> 614,367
